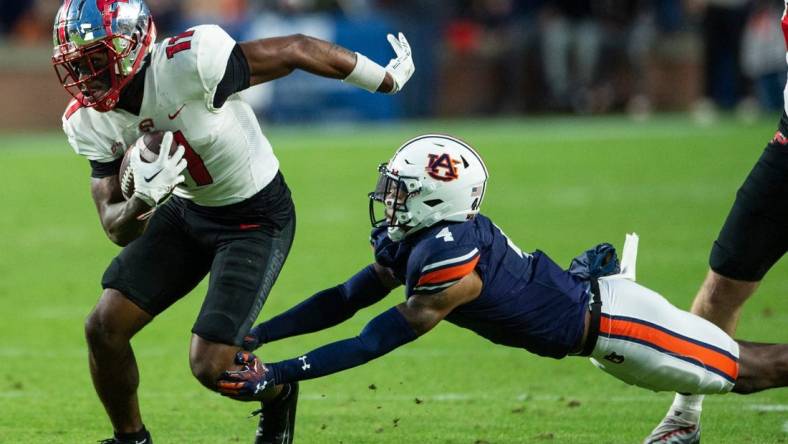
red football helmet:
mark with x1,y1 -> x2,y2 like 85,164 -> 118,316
52,0 -> 156,112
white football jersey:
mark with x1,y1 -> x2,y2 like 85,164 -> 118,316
62,25 -> 279,207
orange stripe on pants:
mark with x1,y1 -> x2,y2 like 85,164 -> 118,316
600,316 -> 738,381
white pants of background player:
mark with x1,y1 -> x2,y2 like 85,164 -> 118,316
590,277 -> 739,394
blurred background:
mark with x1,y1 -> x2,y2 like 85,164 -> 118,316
0,0 -> 785,128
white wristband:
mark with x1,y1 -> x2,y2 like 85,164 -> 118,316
343,52 -> 386,93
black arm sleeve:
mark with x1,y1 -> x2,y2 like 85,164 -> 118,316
213,44 -> 251,108
89,158 -> 122,178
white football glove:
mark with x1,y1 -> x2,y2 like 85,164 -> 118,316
131,131 -> 187,207
385,32 -> 414,94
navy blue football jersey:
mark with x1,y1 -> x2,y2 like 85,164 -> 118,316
371,214 -> 591,359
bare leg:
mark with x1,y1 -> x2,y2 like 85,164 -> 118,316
690,269 -> 760,334
732,340 -> 788,394
84,289 -> 153,434
189,334 -> 283,402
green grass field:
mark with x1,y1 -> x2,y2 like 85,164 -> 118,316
1,115 -> 786,443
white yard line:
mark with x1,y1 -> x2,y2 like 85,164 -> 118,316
747,404 -> 788,412
296,392 -> 663,403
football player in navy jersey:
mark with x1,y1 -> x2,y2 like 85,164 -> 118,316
52,0 -> 413,443
218,134 -> 788,440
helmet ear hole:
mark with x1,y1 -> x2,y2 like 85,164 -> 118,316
423,199 -> 443,207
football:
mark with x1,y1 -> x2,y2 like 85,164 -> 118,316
118,131 -> 178,200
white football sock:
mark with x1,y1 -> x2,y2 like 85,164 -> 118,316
670,394 -> 704,419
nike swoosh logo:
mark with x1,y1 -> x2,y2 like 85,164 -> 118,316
144,169 -> 163,182
168,104 -> 186,120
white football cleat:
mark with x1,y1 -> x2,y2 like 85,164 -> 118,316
643,411 -> 701,444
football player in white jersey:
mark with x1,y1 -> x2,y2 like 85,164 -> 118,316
52,1 -> 414,443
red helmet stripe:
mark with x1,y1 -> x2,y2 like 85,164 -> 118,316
58,23 -> 66,45
58,0 -> 73,44
96,0 -> 130,35
96,0 -> 130,10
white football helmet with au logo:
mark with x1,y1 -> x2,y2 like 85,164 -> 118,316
369,134 -> 489,241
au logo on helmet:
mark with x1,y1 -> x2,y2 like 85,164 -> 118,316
427,153 -> 461,182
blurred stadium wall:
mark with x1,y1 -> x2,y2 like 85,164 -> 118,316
0,0 -> 785,130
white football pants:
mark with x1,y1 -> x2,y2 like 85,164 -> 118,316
589,277 -> 739,394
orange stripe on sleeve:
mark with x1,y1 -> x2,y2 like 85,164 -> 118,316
600,316 -> 738,381
417,256 -> 479,286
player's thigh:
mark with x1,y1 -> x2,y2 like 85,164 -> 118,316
101,200 -> 213,317
710,146 -> 788,281
590,278 -> 739,394
192,215 -> 296,346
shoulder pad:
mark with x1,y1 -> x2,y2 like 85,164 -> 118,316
152,25 -> 236,110
62,105 -> 123,162
408,239 -> 480,295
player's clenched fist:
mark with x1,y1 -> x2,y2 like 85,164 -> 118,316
131,131 -> 187,206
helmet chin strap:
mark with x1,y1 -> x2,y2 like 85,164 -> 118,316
386,209 -> 413,241
94,90 -> 119,112
387,227 -> 406,241
386,211 -> 444,242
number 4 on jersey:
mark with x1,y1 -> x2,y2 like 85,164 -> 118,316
436,227 -> 454,242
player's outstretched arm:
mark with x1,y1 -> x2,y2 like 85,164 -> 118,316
243,263 -> 401,350
238,32 -> 414,93
218,272 -> 482,399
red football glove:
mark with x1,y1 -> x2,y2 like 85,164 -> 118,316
216,351 -> 274,401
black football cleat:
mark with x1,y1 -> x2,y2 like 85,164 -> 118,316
252,382 -> 299,444
99,428 -> 152,444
